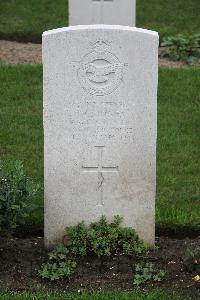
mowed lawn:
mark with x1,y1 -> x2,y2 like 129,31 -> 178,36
0,0 -> 199,42
0,64 -> 199,229
0,291 -> 194,300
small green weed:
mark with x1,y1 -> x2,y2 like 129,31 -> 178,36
48,244 -> 69,261
65,215 -> 146,257
184,248 -> 200,273
39,261 -> 77,281
0,160 -> 39,234
160,33 -> 200,64
39,244 -> 76,281
133,262 -> 165,286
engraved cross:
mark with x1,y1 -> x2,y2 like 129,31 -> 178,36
92,0 -> 113,23
82,146 -> 118,207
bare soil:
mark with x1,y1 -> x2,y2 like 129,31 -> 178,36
0,40 -> 42,64
0,40 -> 198,68
0,236 -> 199,298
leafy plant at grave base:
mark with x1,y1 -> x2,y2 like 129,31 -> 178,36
65,221 -> 89,256
39,244 -> 76,281
160,33 -> 200,65
133,262 -> 166,286
39,261 -> 77,281
0,160 -> 39,235
183,247 -> 200,273
65,215 -> 146,257
48,244 -> 69,261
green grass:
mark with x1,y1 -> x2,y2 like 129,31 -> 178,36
137,0 -> 200,39
157,68 -> 200,227
0,65 -> 199,229
0,64 -> 43,225
0,0 -> 199,42
0,0 -> 68,43
0,291 -> 193,300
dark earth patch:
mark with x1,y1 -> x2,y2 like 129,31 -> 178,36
0,236 -> 199,298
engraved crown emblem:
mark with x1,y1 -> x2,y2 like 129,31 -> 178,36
92,40 -> 109,53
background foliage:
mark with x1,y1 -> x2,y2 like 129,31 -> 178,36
0,160 -> 39,234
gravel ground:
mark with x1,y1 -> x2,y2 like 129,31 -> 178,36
0,40 -> 194,68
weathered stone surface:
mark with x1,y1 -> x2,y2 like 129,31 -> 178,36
69,0 -> 136,26
43,25 -> 159,248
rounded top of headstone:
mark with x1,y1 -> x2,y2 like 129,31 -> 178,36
43,25 -> 158,38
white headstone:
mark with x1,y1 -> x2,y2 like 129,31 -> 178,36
69,0 -> 136,27
43,25 -> 158,248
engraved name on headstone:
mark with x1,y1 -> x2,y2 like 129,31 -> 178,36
43,25 -> 159,248
69,0 -> 136,26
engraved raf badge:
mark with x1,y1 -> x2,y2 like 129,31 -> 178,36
77,40 -> 125,96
